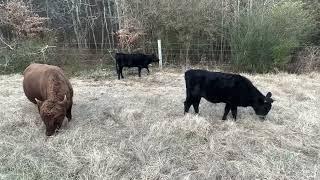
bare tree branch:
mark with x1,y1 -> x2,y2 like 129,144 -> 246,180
0,36 -> 14,50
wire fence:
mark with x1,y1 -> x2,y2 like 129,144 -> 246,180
38,43 -> 232,67
1,41 -> 320,73
35,42 -> 317,66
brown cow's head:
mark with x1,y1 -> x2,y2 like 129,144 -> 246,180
35,95 -> 67,136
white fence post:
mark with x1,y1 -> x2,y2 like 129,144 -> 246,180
157,39 -> 163,70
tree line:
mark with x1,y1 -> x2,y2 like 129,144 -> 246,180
0,0 -> 319,73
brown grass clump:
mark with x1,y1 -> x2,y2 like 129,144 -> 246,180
290,47 -> 320,74
0,69 -> 320,179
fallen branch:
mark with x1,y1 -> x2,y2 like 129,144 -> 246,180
40,45 -> 56,62
40,45 -> 56,54
107,49 -> 116,62
0,36 -> 14,50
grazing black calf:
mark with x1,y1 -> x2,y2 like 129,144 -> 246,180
115,53 -> 159,79
184,69 -> 274,120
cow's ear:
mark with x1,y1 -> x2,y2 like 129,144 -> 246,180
35,98 -> 43,106
265,92 -> 274,103
266,92 -> 272,98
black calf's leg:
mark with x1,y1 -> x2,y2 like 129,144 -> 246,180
138,67 -> 142,77
120,66 -> 124,79
117,66 -> 120,80
146,67 -> 150,74
147,67 -> 150,74
184,99 -> 193,114
231,106 -> 237,121
222,104 -> 231,120
192,98 -> 201,114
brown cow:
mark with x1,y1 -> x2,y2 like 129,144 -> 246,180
23,63 -> 73,136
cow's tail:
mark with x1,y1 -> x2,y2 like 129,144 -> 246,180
115,53 -> 119,75
116,60 -> 119,74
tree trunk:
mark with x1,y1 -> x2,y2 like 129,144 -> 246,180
88,0 -> 97,50
220,0 -> 224,62
102,0 -> 112,49
185,41 -> 190,67
107,0 -> 115,48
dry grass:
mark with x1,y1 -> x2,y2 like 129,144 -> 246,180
0,69 -> 320,179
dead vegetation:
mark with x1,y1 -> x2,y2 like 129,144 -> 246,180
0,69 -> 320,179
291,47 -> 320,74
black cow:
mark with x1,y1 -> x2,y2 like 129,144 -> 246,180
115,53 -> 159,79
184,69 -> 274,120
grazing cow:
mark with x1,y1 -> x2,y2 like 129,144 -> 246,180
115,53 -> 159,79
23,63 -> 73,136
184,69 -> 274,120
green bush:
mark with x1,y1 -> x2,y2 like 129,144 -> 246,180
0,37 -> 114,75
0,40 -> 47,74
230,1 -> 315,72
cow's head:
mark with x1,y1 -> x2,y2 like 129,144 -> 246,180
252,92 -> 274,119
150,54 -> 159,63
35,95 -> 67,136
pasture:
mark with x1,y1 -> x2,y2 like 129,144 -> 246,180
0,69 -> 320,179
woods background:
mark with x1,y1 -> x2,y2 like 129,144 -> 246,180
0,0 -> 319,74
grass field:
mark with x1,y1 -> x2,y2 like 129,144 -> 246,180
0,69 -> 320,179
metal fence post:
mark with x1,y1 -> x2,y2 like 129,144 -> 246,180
158,39 -> 163,70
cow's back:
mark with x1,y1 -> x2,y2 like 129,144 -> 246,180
185,69 -> 256,105
23,63 -> 68,104
116,53 -> 148,66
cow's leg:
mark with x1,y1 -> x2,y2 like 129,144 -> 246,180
192,97 -> 201,114
184,97 -> 193,114
146,66 -> 150,74
222,104 -> 231,120
231,106 -> 237,121
138,67 -> 142,77
120,66 -> 124,79
117,66 -> 121,80
66,104 -> 72,121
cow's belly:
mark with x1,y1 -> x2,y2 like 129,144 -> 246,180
203,96 -> 223,104
23,74 -> 45,104
202,90 -> 233,104
23,83 -> 43,104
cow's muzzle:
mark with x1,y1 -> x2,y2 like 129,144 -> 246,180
258,115 -> 266,120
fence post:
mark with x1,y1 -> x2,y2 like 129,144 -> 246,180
157,39 -> 163,70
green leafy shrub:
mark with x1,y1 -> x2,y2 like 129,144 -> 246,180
0,40 -> 47,74
230,1 -> 315,72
